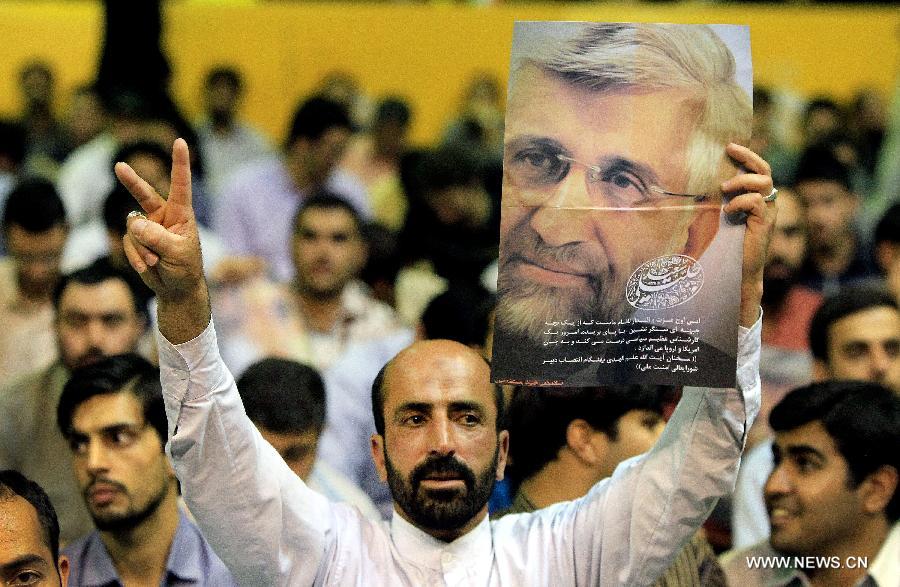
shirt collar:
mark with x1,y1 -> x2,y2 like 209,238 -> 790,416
764,524 -> 900,587
77,533 -> 119,587
77,510 -> 202,586
868,521 -> 900,587
389,508 -> 493,571
163,510 -> 206,582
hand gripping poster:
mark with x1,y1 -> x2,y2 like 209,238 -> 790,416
491,22 -> 753,388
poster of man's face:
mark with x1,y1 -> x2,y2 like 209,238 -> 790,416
492,22 -> 752,388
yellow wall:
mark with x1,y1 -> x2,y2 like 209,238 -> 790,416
1,2 -> 897,146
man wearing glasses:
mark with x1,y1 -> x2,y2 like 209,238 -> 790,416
494,23 -> 758,385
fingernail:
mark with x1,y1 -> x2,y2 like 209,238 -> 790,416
132,218 -> 148,233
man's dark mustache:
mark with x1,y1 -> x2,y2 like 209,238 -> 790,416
501,220 -> 601,286
85,476 -> 127,499
410,455 -> 476,492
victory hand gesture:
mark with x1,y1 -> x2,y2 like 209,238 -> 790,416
115,138 -> 210,343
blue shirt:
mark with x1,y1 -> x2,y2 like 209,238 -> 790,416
62,510 -> 238,586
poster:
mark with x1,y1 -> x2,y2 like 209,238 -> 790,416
491,22 -> 753,388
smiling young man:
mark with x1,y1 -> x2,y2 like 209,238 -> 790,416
56,354 -> 236,586
722,382 -> 900,587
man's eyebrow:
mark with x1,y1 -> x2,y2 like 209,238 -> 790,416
504,135 -> 567,154
597,156 -> 661,187
504,135 -> 663,186
0,553 -> 52,572
394,402 -> 432,416
71,422 -> 142,437
784,445 -> 826,461
447,401 -> 485,414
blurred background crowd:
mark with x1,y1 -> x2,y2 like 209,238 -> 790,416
0,1 -> 897,585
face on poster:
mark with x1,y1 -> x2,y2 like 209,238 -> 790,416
492,22 -> 752,387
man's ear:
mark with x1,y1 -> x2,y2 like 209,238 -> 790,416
681,208 -> 720,260
495,430 -> 510,481
370,434 -> 387,483
58,554 -> 69,587
860,464 -> 898,516
566,419 -> 606,466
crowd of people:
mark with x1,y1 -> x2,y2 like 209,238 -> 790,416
0,17 -> 897,587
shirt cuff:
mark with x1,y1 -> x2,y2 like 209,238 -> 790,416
157,319 -> 227,403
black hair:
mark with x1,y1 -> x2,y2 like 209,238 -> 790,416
809,286 -> 898,362
0,119 -> 27,167
57,353 -> 166,446
420,284 -> 495,348
753,87 -> 772,110
103,183 -> 142,236
113,140 -> 170,171
286,96 -> 351,147
505,385 -> 669,487
414,145 -> 483,195
236,358 -> 326,434
205,66 -> 242,92
52,263 -> 144,320
358,222 -> 403,293
370,354 -> 505,437
803,97 -> 842,125
2,179 -> 67,233
292,190 -> 363,237
770,381 -> 900,522
0,470 -> 61,564
373,97 -> 412,128
793,143 -> 852,191
875,203 -> 900,247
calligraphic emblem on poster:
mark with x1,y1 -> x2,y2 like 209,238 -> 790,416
491,22 -> 753,387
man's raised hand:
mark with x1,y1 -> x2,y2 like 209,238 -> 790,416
722,142 -> 777,327
115,138 -> 210,343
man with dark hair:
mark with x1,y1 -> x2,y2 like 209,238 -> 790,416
196,65 -> 271,201
236,358 -> 380,519
56,354 -> 236,586
398,145 -> 499,283
498,386 -> 727,586
18,60 -> 71,170
734,286 -> 900,550
0,469 -> 69,586
808,286 -> 899,393
214,95 -> 369,282
0,179 -> 69,381
0,263 -> 146,544
65,139 -> 224,273
114,136 -> 773,584
723,382 -> 899,586
795,145 -> 877,294
501,385 -> 667,510
761,188 -> 822,354
216,191 -> 408,375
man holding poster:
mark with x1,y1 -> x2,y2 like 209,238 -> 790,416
115,22 -> 775,587
493,22 -> 760,388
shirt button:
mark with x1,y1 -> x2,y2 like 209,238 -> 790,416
441,552 -> 453,565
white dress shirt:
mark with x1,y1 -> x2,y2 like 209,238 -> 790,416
160,318 -> 761,586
